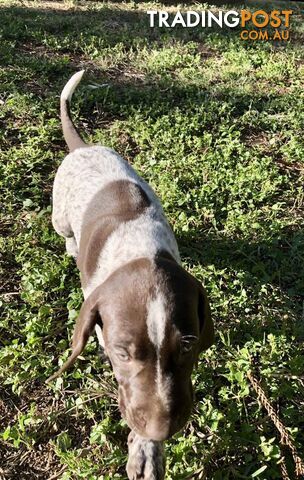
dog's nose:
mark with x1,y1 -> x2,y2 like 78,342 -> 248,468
130,408 -> 171,441
145,420 -> 171,441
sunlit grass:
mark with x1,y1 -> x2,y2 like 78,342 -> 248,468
0,1 -> 303,478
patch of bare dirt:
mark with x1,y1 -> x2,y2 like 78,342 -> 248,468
0,384 -> 96,479
242,131 -> 269,149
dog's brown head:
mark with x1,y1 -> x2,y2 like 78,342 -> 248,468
47,253 -> 213,441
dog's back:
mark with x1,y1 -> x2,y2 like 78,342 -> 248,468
52,72 -> 180,296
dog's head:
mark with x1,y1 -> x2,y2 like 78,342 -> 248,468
48,254 -> 213,441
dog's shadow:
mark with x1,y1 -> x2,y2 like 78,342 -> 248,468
178,225 -> 304,342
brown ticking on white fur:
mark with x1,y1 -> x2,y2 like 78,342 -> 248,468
48,70 -> 214,479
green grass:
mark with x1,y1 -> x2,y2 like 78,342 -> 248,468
0,1 -> 304,478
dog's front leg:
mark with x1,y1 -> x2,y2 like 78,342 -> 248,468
65,236 -> 78,258
127,430 -> 165,480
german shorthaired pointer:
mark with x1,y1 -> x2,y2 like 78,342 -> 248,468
48,71 -> 214,479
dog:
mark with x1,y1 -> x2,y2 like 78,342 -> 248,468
48,70 -> 214,478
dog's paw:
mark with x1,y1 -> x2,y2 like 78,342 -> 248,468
126,431 -> 165,480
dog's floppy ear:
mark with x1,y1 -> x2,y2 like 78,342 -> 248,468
46,287 -> 102,383
197,284 -> 214,352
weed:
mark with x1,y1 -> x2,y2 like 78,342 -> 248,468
0,1 -> 303,479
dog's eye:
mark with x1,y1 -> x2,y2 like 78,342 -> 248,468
180,342 -> 193,354
116,350 -> 130,362
180,335 -> 198,354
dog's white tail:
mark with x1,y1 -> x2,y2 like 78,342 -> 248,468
60,70 -> 86,152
